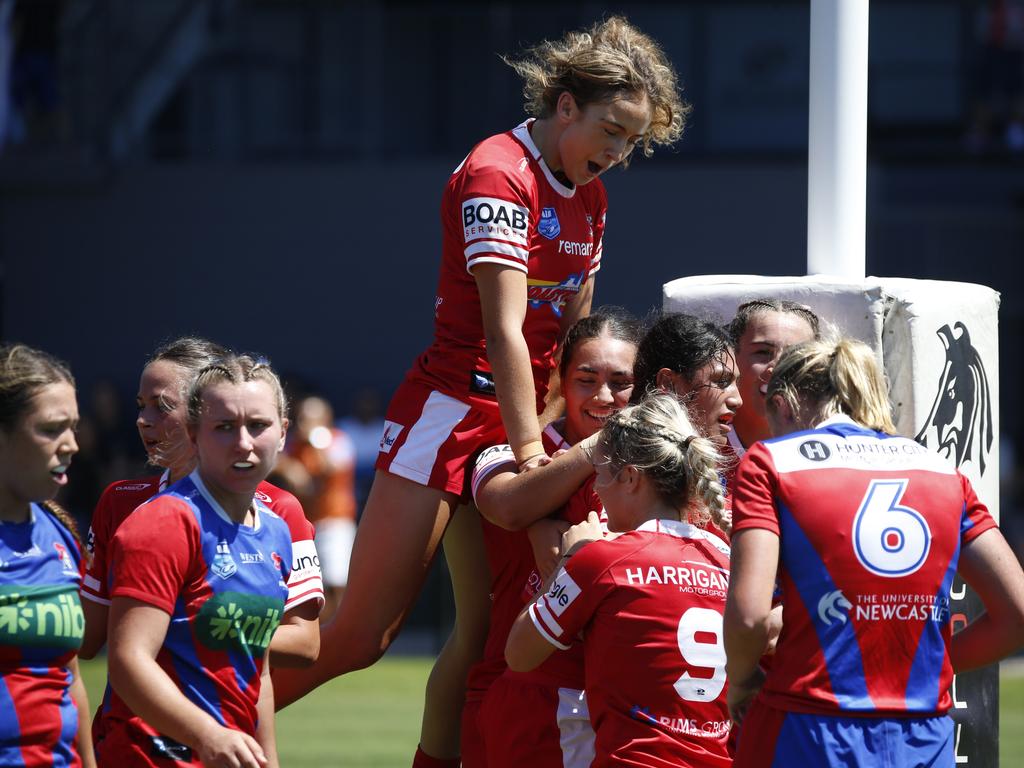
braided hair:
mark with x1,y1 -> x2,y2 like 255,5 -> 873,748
597,391 -> 729,534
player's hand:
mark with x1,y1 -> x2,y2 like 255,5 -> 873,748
727,666 -> 766,727
561,511 -> 603,556
527,518 -> 571,579
197,724 -> 268,768
518,453 -> 551,472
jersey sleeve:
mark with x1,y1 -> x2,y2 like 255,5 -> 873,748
528,540 -> 612,650
81,485 -> 116,605
269,489 -> 325,613
471,443 -> 516,502
110,498 -> 197,615
731,443 -> 782,536
958,471 -> 997,544
588,194 -> 607,278
459,164 -> 532,274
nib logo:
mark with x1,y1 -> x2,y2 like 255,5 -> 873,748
817,590 -> 852,626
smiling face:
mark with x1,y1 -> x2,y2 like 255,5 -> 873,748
192,380 -> 286,514
0,382 -> 79,515
136,359 -> 193,474
562,334 -> 636,444
554,92 -> 653,186
733,311 -> 816,445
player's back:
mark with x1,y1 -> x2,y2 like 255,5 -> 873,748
580,520 -> 732,768
738,415 -> 995,715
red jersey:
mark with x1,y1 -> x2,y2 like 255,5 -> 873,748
466,424 -> 570,700
731,415 -> 997,715
530,519 -> 733,768
413,120 -> 607,410
82,472 -> 323,613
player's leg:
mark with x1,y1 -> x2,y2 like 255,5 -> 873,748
417,502 -> 492,764
273,471 -> 456,708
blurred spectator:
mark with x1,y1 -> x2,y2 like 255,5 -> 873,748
272,395 -> 357,618
337,387 -> 386,516
966,0 -> 1024,153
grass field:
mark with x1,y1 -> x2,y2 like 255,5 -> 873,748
80,656 -> 1024,766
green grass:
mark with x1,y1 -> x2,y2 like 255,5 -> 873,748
80,657 -> 1024,767
80,655 -> 431,768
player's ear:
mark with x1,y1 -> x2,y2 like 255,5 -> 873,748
278,418 -> 289,452
556,91 -> 580,125
655,368 -> 682,395
619,464 -> 641,492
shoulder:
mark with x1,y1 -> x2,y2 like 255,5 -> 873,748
116,493 -> 197,541
256,481 -> 313,541
454,131 -> 535,197
96,476 -> 161,516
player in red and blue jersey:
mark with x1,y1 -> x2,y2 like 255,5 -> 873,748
506,393 -> 734,768
726,337 -> 1024,767
79,339 -> 322,753
0,344 -> 96,768
271,18 -> 687,768
101,355 -> 294,768
468,311 -> 639,768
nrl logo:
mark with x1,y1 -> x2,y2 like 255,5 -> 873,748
914,323 -> 994,476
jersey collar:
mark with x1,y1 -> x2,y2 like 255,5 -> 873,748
543,420 -> 571,452
189,470 -> 261,531
158,468 -> 171,492
815,413 -> 858,429
635,518 -> 730,553
512,119 -> 576,199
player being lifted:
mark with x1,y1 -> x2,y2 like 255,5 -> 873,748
725,337 -> 1024,766
273,16 -> 688,768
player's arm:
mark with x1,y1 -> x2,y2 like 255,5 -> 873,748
951,528 -> 1024,672
475,436 -> 598,530
506,513 -> 603,671
268,602 -> 320,667
78,600 -> 108,660
108,598 -> 268,768
68,657 -> 97,768
475,262 -> 545,467
723,528 -> 778,723
255,653 -> 279,768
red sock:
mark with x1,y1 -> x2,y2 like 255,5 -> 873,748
412,745 -> 460,768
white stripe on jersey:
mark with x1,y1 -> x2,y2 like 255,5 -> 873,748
556,688 -> 596,768
530,602 -> 572,650
389,391 -> 472,485
471,444 -> 516,502
465,239 -> 530,264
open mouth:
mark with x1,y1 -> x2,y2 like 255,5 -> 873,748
584,409 -> 613,422
587,161 -> 603,176
232,461 -> 255,470
50,464 -> 70,485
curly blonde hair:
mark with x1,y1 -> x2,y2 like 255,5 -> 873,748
504,16 -> 690,159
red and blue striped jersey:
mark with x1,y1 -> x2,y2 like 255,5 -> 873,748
0,504 -> 85,767
98,472 -> 291,766
732,415 -> 996,715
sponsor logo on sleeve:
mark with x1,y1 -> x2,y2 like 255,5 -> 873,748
379,421 -> 403,454
538,207 -> 561,239
469,369 -> 496,397
116,483 -> 152,492
547,569 -> 581,616
290,540 -> 321,582
462,197 -> 529,246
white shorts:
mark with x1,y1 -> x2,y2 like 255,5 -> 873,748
314,517 -> 356,588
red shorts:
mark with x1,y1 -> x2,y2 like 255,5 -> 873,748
478,674 -> 594,768
375,377 -> 506,497
461,697 -> 487,768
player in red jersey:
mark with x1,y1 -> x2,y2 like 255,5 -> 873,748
506,392 -> 733,768
79,339 -> 322,749
631,312 -> 742,507
725,299 -> 820,459
467,310 -> 639,768
0,345 -> 96,768
271,17 -> 688,767
725,337 -> 1024,767
104,355 -> 293,768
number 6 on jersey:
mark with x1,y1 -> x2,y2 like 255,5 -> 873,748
853,479 -> 931,577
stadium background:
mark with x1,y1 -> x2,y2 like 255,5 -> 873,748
1,0 -> 1023,758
